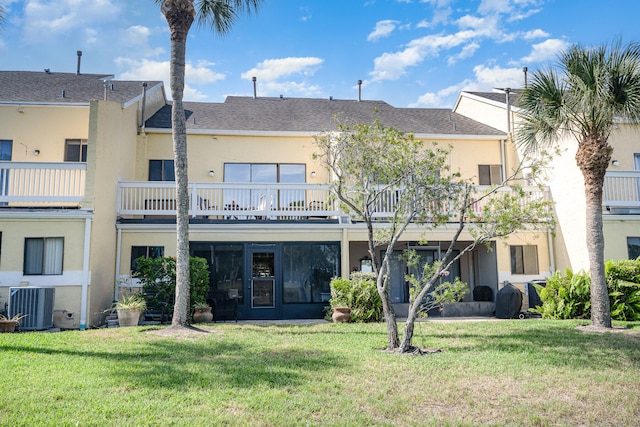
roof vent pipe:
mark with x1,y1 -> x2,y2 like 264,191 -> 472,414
357,79 -> 362,102
76,51 -> 82,75
523,67 -> 528,88
252,76 -> 257,99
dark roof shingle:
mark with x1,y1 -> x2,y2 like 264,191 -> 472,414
146,96 -> 505,136
0,71 -> 162,104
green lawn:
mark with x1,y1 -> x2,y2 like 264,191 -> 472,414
1,319 -> 639,426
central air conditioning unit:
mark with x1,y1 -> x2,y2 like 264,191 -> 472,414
9,287 -> 55,331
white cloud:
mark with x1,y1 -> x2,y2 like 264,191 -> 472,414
116,58 -> 225,101
240,57 -> 324,98
478,0 -> 541,22
523,29 -> 549,40
367,20 -> 399,41
456,15 -> 486,30
241,57 -> 323,81
447,42 -> 480,65
259,81 -> 323,98
409,80 -> 472,107
369,29 -> 488,82
22,0 -> 120,42
472,64 -> 525,89
521,38 -> 569,63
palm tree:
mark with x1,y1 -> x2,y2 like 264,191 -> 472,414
155,0 -> 261,328
517,40 -> 640,328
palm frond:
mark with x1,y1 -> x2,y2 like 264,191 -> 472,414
195,0 -> 260,34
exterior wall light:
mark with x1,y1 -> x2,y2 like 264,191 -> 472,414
208,170 -> 215,177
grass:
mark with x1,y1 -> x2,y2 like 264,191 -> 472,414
1,319 -> 639,426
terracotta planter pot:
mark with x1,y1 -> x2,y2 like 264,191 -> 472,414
192,307 -> 213,323
0,320 -> 18,333
116,308 -> 142,327
332,307 -> 351,323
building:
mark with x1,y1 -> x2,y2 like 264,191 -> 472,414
454,90 -> 640,270
10,70 -> 635,326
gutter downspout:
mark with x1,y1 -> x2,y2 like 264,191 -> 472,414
500,139 -> 507,182
547,230 -> 556,274
80,217 -> 92,330
114,227 -> 122,303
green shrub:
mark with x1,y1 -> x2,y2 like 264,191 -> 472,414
606,258 -> 640,321
329,272 -> 382,322
132,256 -> 210,319
535,259 -> 640,321
534,269 -> 591,319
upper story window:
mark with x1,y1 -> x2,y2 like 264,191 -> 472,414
24,237 -> 64,275
478,164 -> 502,185
149,160 -> 175,181
0,140 -> 12,161
510,245 -> 538,275
223,163 -> 306,183
64,139 -> 87,162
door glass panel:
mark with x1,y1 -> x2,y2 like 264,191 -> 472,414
252,252 -> 275,308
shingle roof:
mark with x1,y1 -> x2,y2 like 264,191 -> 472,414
146,96 -> 505,136
465,91 -> 522,105
0,71 -> 162,104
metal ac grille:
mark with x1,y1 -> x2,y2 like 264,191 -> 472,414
9,287 -> 55,330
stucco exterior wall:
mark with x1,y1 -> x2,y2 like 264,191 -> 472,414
0,104 -> 89,161
603,216 -> 640,260
0,215 -> 88,325
86,100 -> 140,325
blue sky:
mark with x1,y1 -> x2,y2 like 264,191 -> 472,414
1,0 -> 639,108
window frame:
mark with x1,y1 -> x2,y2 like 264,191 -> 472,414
478,164 -> 503,186
130,246 -> 165,272
627,237 -> 640,260
23,237 -> 64,275
64,139 -> 88,162
148,160 -> 175,181
510,245 -> 539,275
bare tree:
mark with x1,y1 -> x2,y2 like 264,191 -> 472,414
314,117 -> 553,353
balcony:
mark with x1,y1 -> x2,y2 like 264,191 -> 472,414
117,181 -> 550,222
0,162 -> 86,207
117,182 -> 340,220
603,171 -> 640,214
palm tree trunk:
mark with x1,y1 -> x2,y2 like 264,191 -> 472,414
163,0 -> 195,327
577,139 -> 612,328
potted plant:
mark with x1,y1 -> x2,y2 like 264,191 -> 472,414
192,300 -> 213,324
329,277 -> 352,323
115,294 -> 146,327
0,313 -> 27,333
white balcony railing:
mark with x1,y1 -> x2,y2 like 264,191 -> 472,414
0,162 -> 86,205
117,181 -> 339,219
603,170 -> 640,210
117,181 -> 550,221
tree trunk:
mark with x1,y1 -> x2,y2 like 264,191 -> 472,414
163,0 -> 195,327
378,273 -> 400,350
576,138 -> 612,328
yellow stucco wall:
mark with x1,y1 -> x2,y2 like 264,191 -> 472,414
603,217 -> 640,260
86,100 -> 141,325
0,105 -> 89,161
0,216 -> 88,327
